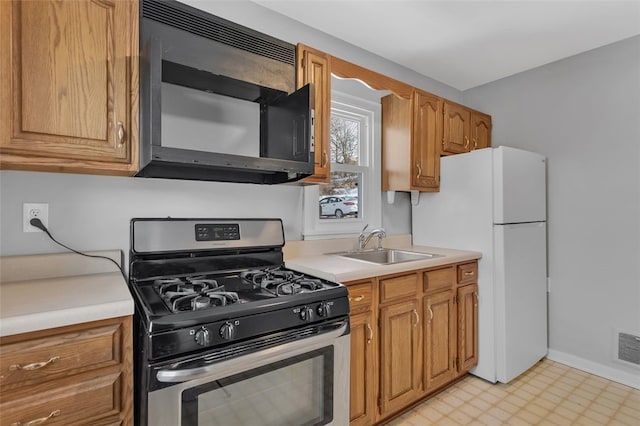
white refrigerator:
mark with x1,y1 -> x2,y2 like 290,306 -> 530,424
412,146 -> 548,383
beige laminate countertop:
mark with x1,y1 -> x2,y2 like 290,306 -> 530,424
0,251 -> 134,337
285,244 -> 481,283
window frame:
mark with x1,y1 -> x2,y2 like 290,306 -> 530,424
302,90 -> 381,239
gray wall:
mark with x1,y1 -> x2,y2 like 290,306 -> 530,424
1,1 -> 439,259
463,36 -> 640,382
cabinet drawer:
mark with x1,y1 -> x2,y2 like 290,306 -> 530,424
1,370 -> 122,426
423,266 -> 455,293
380,273 -> 418,303
347,281 -> 374,314
0,323 -> 122,390
457,262 -> 478,285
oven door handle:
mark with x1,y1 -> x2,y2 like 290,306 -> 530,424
156,323 -> 348,383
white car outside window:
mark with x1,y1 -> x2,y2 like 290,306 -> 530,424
319,196 -> 358,219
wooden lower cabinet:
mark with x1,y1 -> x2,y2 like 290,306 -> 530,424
379,298 -> 421,416
346,260 -> 479,425
0,316 -> 133,426
458,283 -> 479,372
349,311 -> 377,426
423,289 -> 457,392
346,280 -> 377,426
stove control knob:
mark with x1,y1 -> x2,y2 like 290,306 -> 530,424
194,327 -> 211,346
300,306 -> 314,322
317,302 -> 331,318
219,322 -> 237,340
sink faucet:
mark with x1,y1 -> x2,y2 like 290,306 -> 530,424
358,224 -> 386,250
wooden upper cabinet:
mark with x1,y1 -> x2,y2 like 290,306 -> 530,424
382,90 -> 440,193
412,91 -> 441,189
296,44 -> 331,183
441,101 -> 471,155
442,102 -> 492,155
470,111 -> 492,151
0,0 -> 138,175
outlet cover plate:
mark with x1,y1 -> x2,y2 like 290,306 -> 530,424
23,203 -> 49,232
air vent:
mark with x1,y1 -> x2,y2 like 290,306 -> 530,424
142,0 -> 295,66
618,332 -> 640,366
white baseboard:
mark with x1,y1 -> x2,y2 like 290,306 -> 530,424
547,349 -> 640,390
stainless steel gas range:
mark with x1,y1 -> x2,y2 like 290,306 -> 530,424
128,218 -> 350,426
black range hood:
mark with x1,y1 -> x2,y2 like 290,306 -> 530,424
138,0 -> 315,184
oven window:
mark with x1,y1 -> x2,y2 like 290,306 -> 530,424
181,347 -> 333,426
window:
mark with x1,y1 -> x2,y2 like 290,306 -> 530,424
318,108 -> 366,221
303,87 -> 381,238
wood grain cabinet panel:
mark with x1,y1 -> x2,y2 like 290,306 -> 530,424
349,311 -> 376,426
382,90 -> 441,192
423,290 -> 457,392
0,323 -> 121,390
379,298 -> 421,416
380,273 -> 419,303
345,279 -> 378,425
442,101 -> 471,155
457,262 -> 478,285
470,111 -> 492,151
1,371 -> 122,426
0,317 -> 133,426
458,283 -> 479,372
296,43 -> 331,183
347,280 -> 374,315
0,0 -> 139,175
412,91 -> 442,189
424,266 -> 456,294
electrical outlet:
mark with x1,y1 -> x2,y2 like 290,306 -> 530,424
23,203 -> 49,232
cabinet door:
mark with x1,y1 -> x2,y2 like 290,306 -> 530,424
379,299 -> 421,416
442,102 -> 471,154
411,91 -> 441,190
423,290 -> 457,392
0,0 -> 138,174
458,284 -> 479,372
349,311 -> 377,426
471,111 -> 492,151
297,44 -> 331,183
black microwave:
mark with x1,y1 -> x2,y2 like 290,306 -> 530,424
138,0 -> 314,184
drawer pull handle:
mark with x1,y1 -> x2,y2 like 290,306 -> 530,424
11,409 -> 60,426
464,136 -> 469,148
321,151 -> 328,168
9,356 -> 60,371
415,163 -> 422,178
349,295 -> 364,303
412,309 -> 420,327
464,271 -> 475,276
474,292 -> 479,308
366,323 -> 373,344
428,306 -> 434,323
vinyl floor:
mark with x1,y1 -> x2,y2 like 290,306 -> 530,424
384,359 -> 640,425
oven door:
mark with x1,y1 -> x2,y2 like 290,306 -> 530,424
147,321 -> 349,426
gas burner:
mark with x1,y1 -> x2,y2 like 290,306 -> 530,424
241,267 -> 324,296
155,276 -> 240,312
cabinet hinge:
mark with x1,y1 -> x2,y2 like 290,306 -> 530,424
455,295 -> 459,304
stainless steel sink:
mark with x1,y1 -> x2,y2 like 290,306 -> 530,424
334,249 -> 443,265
